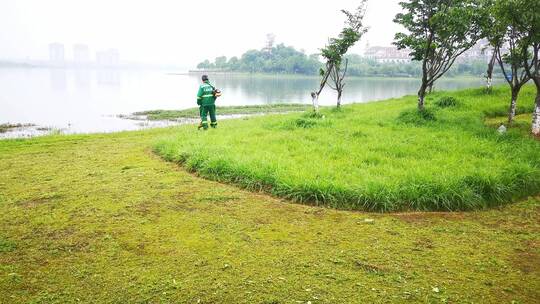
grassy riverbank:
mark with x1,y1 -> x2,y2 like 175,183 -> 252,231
0,123 -> 35,133
133,104 -> 312,120
1,127 -> 539,303
155,85 -> 540,212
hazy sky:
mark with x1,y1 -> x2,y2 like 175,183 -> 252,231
0,0 -> 403,67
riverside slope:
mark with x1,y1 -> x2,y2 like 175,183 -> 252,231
1,87 -> 539,302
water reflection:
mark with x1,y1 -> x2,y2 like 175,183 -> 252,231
49,69 -> 67,90
97,70 -> 121,86
201,74 -> 482,105
74,69 -> 91,88
208,75 -> 315,102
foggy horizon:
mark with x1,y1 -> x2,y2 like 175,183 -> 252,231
0,0 -> 403,67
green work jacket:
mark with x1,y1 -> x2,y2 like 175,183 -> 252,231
196,81 -> 216,106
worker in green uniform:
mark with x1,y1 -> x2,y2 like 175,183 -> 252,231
196,75 -> 217,130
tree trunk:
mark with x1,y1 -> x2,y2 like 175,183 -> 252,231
418,57 -> 429,111
417,83 -> 427,111
486,51 -> 496,92
532,91 -> 540,136
337,90 -> 342,108
311,92 -> 320,113
427,83 -> 433,94
508,89 -> 519,125
486,77 -> 493,92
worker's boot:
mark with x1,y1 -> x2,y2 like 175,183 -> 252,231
198,122 -> 209,130
210,122 -> 217,129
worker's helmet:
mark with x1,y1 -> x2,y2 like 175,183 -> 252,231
202,75 -> 209,81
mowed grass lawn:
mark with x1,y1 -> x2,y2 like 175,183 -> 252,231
0,128 -> 539,303
155,85 -> 540,212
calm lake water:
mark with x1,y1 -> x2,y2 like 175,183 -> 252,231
0,68 -> 497,138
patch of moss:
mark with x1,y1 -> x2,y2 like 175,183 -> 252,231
0,238 -> 16,252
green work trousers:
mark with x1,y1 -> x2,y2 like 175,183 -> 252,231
200,104 -> 217,129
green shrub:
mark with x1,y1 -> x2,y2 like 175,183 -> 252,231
435,96 -> 460,108
304,111 -> 325,119
294,118 -> 318,128
278,114 -> 333,130
396,108 -> 436,125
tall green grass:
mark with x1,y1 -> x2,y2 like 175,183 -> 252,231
154,85 -> 540,211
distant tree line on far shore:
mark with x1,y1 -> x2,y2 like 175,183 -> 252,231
196,45 -> 495,78
196,44 -> 321,75
345,55 -> 491,78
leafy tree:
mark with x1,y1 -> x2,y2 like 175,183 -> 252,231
241,50 -> 262,73
513,0 -> 540,135
196,43 -> 322,75
313,1 -> 369,112
328,59 -> 349,108
394,0 -> 485,111
215,56 -> 227,69
227,56 -> 239,71
196,59 -> 211,70
483,0 -> 531,124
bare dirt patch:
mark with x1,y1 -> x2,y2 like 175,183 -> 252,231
511,240 -> 540,274
17,193 -> 63,208
392,211 -> 466,224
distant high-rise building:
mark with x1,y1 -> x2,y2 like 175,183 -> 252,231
363,40 -> 494,64
49,43 -> 65,63
73,44 -> 90,63
364,46 -> 410,63
96,49 -> 120,67
458,39 -> 493,62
